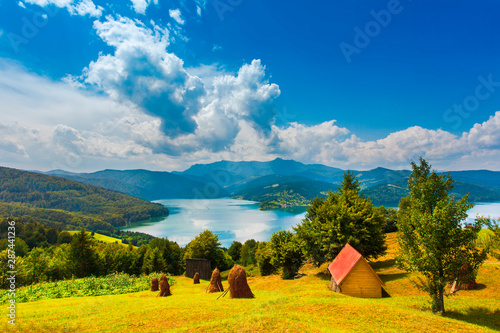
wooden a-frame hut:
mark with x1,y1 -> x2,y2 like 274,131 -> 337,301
185,258 -> 211,280
328,243 -> 385,298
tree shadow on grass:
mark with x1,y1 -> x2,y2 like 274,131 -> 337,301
444,307 -> 500,331
475,283 -> 487,290
370,259 -> 396,270
378,272 -> 409,283
316,272 -> 331,281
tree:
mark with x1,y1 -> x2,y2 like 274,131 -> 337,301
269,230 -> 304,279
396,158 -> 487,314
69,228 -> 99,278
482,217 -> 500,259
228,241 -> 243,262
341,170 -> 361,193
378,206 -> 398,233
240,239 -> 258,266
149,238 -> 184,275
142,247 -> 166,274
255,241 -> 277,276
183,230 -> 231,271
19,247 -> 50,285
295,172 -> 386,266
57,231 -> 73,244
0,238 -> 29,257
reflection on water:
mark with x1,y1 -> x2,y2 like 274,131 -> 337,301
121,199 -> 500,247
121,198 -> 307,247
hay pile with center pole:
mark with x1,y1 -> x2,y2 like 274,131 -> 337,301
151,277 -> 159,291
158,274 -> 171,297
193,272 -> 200,284
228,265 -> 254,298
207,268 -> 224,293
450,264 -> 477,293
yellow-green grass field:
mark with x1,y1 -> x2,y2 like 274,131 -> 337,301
67,231 -> 125,246
3,233 -> 500,332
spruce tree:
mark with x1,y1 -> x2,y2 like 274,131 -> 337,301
69,229 -> 98,278
295,171 -> 386,266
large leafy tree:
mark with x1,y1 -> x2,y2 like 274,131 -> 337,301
295,171 -> 386,266
183,230 -> 232,271
255,241 -> 276,276
228,241 -> 243,262
269,230 -> 304,279
240,239 -> 258,266
397,158 -> 487,313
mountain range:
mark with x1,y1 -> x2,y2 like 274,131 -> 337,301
42,158 -> 500,208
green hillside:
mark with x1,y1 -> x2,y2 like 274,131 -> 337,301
232,175 -> 337,209
364,181 -> 500,207
0,167 -> 168,231
47,169 -> 229,201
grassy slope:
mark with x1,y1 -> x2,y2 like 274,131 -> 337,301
66,231 -> 124,245
4,233 -> 500,332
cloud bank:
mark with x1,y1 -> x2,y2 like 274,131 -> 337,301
1,10 -> 499,172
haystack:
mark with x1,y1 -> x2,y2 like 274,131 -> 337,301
450,264 -> 477,293
159,273 -> 171,296
151,276 -> 159,291
207,268 -> 224,293
228,265 -> 254,298
193,272 -> 200,284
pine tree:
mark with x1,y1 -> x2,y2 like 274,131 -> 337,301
69,229 -> 98,278
295,171 -> 386,266
142,247 -> 166,274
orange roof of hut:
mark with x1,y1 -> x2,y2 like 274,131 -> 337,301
328,243 -> 385,298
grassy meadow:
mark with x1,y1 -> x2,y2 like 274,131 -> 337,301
3,233 -> 500,332
67,231 -> 125,246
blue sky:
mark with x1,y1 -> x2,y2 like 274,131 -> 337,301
1,0 -> 500,172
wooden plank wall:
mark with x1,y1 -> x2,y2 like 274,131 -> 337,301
185,259 -> 212,280
340,259 -> 382,298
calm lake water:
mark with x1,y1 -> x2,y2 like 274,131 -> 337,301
121,199 -> 500,247
121,199 -> 307,247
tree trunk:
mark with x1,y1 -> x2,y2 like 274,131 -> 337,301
439,289 -> 445,313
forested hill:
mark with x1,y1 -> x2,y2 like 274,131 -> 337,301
0,167 -> 168,231
42,158 -> 500,209
46,169 -> 229,201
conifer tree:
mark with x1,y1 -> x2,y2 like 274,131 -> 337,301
295,171 -> 386,266
69,229 -> 98,278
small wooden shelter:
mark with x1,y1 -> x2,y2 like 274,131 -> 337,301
328,243 -> 385,298
185,259 -> 211,280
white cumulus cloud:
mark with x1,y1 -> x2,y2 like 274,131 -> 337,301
169,9 -> 185,25
130,0 -> 157,15
80,16 -> 281,156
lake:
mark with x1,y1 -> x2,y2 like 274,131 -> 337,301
121,199 -> 500,248
121,198 -> 307,247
